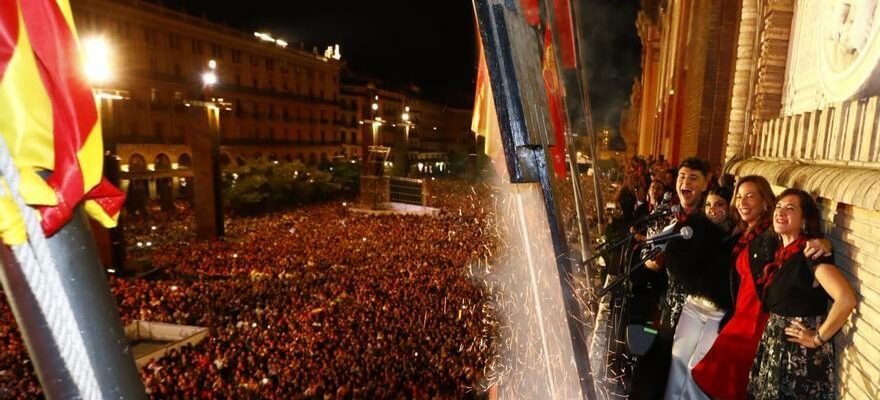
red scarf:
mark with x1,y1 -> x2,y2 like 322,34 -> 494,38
675,206 -> 696,223
756,235 -> 806,299
732,218 -> 771,257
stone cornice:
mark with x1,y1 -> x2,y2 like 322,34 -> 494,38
727,158 -> 880,211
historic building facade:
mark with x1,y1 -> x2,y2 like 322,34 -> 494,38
634,0 -> 739,170
634,1 -> 880,397
71,0 -> 345,203
341,76 -> 474,177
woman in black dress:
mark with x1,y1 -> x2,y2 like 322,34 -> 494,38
747,189 -> 857,400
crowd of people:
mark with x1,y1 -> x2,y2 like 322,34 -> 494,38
0,299 -> 42,398
1,180 -> 500,399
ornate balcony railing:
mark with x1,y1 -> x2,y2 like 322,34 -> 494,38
751,96 -> 880,169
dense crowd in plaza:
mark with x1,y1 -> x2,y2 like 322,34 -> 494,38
0,300 -> 42,398
0,180 -> 499,399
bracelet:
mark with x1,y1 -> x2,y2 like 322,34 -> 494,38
816,331 -> 827,344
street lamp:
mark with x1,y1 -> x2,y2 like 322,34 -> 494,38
183,59 -> 226,238
202,59 -> 218,89
371,117 -> 383,145
400,106 -> 414,140
358,95 -> 384,146
82,35 -> 130,271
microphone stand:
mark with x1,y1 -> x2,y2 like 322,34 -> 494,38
598,242 -> 663,397
596,245 -> 663,298
584,231 -> 634,265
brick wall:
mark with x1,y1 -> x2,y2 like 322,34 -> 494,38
681,0 -> 737,172
681,0 -> 708,159
822,200 -> 880,399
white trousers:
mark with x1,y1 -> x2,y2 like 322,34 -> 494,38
663,296 -> 724,400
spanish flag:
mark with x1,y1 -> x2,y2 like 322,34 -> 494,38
0,0 -> 124,244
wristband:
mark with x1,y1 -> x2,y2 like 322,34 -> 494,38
815,331 -> 826,344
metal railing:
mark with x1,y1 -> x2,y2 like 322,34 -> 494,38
389,176 -> 424,206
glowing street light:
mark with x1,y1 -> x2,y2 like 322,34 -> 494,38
202,59 -> 218,87
400,109 -> 414,142
82,36 -> 113,84
202,72 -> 218,86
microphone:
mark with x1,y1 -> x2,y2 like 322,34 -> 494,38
658,203 -> 681,216
644,226 -> 694,250
632,204 -> 680,227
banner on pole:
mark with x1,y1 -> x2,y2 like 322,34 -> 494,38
0,0 -> 124,243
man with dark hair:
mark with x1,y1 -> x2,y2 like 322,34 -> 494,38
645,156 -> 732,399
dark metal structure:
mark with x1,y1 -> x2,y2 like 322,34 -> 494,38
474,1 -> 606,398
0,207 -> 146,399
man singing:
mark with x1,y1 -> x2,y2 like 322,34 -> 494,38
646,157 -> 732,400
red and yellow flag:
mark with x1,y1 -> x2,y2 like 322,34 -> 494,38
0,0 -> 124,243
471,34 -> 506,178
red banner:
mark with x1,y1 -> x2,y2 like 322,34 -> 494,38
542,28 -> 569,179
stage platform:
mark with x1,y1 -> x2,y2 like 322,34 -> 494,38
349,202 -> 441,216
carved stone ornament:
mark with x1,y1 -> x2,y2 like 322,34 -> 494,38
819,0 -> 880,101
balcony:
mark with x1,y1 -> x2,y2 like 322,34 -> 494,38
113,134 -> 168,145
219,138 -> 343,147
220,83 -> 339,106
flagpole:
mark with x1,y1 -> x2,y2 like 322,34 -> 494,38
0,159 -> 146,399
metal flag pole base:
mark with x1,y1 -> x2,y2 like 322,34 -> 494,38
0,140 -> 146,399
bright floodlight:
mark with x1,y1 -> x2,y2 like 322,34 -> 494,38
401,112 -> 410,121
202,71 -> 218,86
371,102 -> 379,111
208,59 -> 217,70
82,36 -> 112,84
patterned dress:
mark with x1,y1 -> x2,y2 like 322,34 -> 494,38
747,315 -> 834,400
747,245 -> 836,400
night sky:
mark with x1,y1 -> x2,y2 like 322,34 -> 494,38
581,0 -> 642,130
157,1 -> 640,127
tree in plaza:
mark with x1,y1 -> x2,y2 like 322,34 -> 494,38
222,156 -> 357,214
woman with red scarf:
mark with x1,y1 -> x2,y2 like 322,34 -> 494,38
691,177 -> 831,399
746,189 -> 856,399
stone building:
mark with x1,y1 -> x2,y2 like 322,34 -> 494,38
634,1 -> 880,397
341,74 -> 475,177
414,101 -> 475,176
634,0 -> 739,171
71,0 -> 345,205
